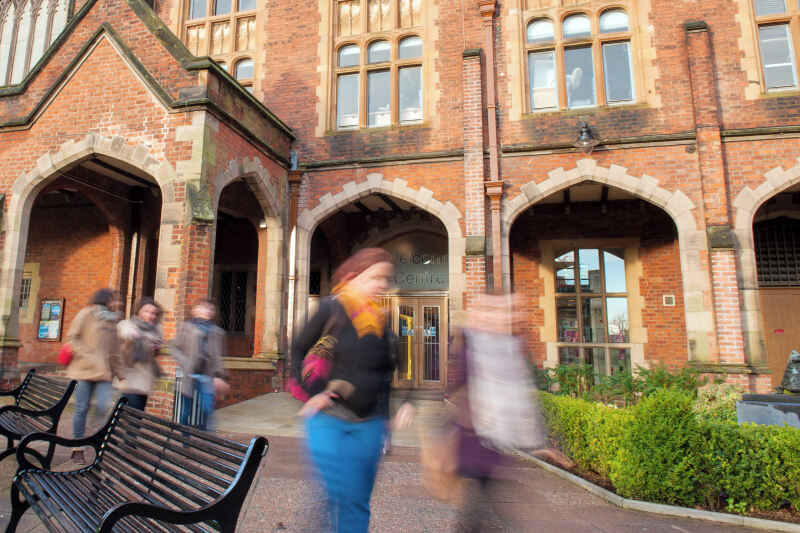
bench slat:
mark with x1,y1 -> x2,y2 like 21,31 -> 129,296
108,423 -> 240,484
99,454 -> 212,511
111,418 -> 243,477
105,434 -> 228,499
12,402 -> 266,533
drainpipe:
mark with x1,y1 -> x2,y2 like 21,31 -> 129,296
479,0 -> 504,294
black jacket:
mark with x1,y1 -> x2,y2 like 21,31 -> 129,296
291,297 -> 396,418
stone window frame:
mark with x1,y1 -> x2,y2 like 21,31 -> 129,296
181,0 -> 257,91
538,238 -> 647,373
0,0 -> 70,86
331,0 -> 425,130
521,2 -> 641,113
751,0 -> 800,92
553,246 -> 633,376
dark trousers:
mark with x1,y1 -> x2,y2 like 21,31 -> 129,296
122,393 -> 148,411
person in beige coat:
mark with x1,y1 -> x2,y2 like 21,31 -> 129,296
115,298 -> 164,412
65,288 -> 121,463
171,300 -> 229,430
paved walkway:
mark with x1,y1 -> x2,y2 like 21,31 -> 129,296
0,392 -> 766,532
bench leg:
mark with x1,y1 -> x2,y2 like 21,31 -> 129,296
5,483 -> 30,533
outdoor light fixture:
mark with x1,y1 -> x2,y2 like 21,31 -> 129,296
573,119 -> 600,155
258,218 -> 267,228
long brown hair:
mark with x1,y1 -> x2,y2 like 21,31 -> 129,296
331,248 -> 393,287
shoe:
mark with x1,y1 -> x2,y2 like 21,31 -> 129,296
70,449 -> 85,465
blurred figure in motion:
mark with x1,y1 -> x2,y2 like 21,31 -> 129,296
172,300 -> 230,431
66,288 -> 122,465
446,293 -> 570,532
115,297 -> 164,411
290,248 -> 413,533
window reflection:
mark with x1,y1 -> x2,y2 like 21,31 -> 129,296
555,247 -> 632,376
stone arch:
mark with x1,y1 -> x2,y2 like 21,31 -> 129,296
210,157 -> 288,356
294,172 -> 465,327
502,158 -> 713,367
350,212 -> 448,254
731,159 -> 800,367
0,134 -> 178,340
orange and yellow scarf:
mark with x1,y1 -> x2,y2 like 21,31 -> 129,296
333,283 -> 386,339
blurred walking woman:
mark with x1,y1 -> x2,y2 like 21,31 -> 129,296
116,298 -> 164,411
65,288 -> 121,463
291,248 -> 413,533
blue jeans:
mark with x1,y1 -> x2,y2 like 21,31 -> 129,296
179,375 -> 215,431
305,413 -> 386,533
72,380 -> 112,439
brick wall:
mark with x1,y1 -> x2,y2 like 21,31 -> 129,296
19,203 -> 114,364
510,200 -> 687,368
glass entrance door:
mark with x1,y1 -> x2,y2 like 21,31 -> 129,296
391,296 -> 447,389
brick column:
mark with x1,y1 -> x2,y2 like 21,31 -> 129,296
462,48 -> 487,307
685,21 -> 746,367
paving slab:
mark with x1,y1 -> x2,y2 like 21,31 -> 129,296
0,392 -> 772,532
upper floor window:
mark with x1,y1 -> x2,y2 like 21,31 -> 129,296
0,0 -> 70,86
753,0 -> 800,91
333,0 -> 424,130
525,9 -> 635,112
184,0 -> 256,91
335,35 -> 422,129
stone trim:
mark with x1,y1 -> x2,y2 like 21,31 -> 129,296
0,135 -> 179,339
731,157 -> 800,366
294,172 -> 465,331
211,157 -> 288,355
502,158 -> 715,362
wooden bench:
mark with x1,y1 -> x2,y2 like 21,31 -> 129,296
7,398 -> 268,533
0,369 -> 76,469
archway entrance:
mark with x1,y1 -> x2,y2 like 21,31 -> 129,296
509,182 -> 685,374
752,190 -> 800,387
212,179 -> 267,358
309,195 -> 449,389
18,156 -> 162,367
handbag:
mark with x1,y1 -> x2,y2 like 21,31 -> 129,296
288,302 -> 342,402
420,426 -> 463,503
57,343 -> 74,366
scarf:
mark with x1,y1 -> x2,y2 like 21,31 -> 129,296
332,283 -> 386,339
129,316 -> 163,365
93,305 -> 120,322
190,318 -> 214,374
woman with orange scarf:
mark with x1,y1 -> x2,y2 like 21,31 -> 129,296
291,248 -> 413,533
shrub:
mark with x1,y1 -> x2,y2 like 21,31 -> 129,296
609,388 -> 708,506
693,383 -> 743,423
539,389 -> 800,513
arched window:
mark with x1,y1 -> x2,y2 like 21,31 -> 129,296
0,0 -> 69,86
183,0 -> 257,91
234,57 -> 253,91
333,0 -> 425,129
525,9 -> 635,111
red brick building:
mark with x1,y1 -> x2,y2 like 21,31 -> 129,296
2,0 -> 799,411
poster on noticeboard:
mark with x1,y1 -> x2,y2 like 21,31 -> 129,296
37,299 -> 64,342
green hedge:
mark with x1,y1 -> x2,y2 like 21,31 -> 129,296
539,389 -> 800,512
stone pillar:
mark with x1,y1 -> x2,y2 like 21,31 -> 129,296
462,48 -> 487,309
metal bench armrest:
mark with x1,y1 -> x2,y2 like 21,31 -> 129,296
99,502 -> 230,533
15,431 -> 103,471
0,404 -> 56,420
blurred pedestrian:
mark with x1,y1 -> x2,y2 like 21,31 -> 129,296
171,300 -> 229,430
291,248 -> 413,533
447,293 -> 570,532
66,288 -> 122,464
115,297 -> 164,411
